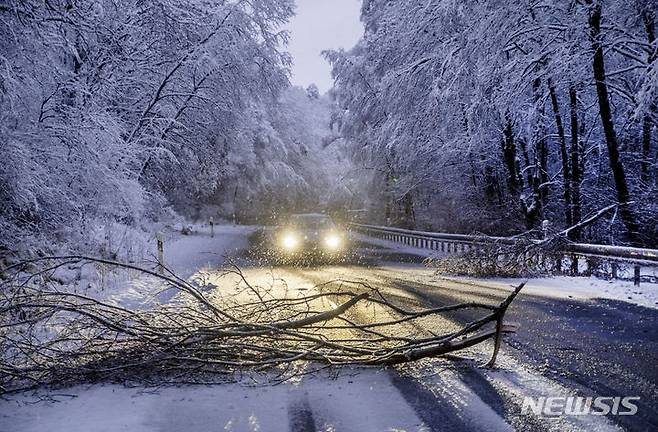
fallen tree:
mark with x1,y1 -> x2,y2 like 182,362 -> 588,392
0,256 -> 524,393
426,203 -> 624,277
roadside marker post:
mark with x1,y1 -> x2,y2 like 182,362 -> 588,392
210,216 -> 214,238
634,265 -> 641,286
156,232 -> 164,275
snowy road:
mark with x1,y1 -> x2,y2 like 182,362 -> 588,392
225,233 -> 658,431
2,228 -> 656,432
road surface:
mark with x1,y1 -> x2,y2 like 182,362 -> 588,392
225,232 -> 658,432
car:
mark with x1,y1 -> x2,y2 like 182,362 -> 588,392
272,213 -> 348,262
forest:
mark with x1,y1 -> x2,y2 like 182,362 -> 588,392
1,0 -> 657,256
0,0 -> 356,256
327,0 -> 657,247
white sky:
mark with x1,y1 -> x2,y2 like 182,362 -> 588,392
286,0 -> 363,93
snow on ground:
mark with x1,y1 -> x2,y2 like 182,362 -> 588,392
158,223 -> 257,280
482,351 -> 624,432
441,275 -> 658,310
0,370 -> 430,432
356,233 -> 658,310
71,223 -> 258,308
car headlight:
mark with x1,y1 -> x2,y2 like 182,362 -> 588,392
324,234 -> 341,250
281,233 -> 298,250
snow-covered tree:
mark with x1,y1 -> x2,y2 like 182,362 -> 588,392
306,84 -> 320,99
327,0 -> 657,246
0,0 -> 295,252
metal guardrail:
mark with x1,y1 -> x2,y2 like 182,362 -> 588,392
349,223 -> 658,285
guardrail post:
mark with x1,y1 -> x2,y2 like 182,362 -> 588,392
570,255 -> 579,276
611,262 -> 617,280
634,265 -> 641,286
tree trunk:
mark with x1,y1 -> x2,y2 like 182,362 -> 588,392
532,77 -> 549,208
518,135 -> 540,230
502,115 -> 520,195
641,9 -> 656,184
569,86 -> 582,241
548,79 -> 573,229
642,116 -> 654,185
588,1 -> 641,245
402,192 -> 415,229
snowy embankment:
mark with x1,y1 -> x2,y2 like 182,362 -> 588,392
451,275 -> 658,310
354,232 -> 658,310
71,223 -> 258,308
156,224 -> 256,279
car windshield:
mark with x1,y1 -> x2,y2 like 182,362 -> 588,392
288,214 -> 334,230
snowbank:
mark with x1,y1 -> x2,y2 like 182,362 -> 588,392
46,223 -> 258,309
456,275 -> 658,310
